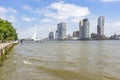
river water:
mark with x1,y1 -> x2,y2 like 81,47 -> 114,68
0,40 -> 120,80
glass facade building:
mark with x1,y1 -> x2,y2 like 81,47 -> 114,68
97,16 -> 105,36
57,22 -> 66,39
79,18 -> 89,39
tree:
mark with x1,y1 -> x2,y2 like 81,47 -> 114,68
0,18 -> 18,42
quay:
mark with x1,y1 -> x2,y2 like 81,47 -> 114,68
0,41 -> 19,66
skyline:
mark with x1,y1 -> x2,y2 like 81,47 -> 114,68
0,0 -> 120,39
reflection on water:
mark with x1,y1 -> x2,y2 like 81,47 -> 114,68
0,40 -> 120,80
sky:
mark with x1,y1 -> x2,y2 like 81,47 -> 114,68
0,0 -> 120,39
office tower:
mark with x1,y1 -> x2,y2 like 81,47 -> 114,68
57,22 -> 66,39
79,18 -> 89,39
97,16 -> 105,39
79,20 -> 83,39
83,18 -> 89,39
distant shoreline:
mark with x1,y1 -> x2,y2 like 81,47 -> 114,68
47,39 -> 120,41
20,39 -> 120,43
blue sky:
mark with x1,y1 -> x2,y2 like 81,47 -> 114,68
0,0 -> 120,39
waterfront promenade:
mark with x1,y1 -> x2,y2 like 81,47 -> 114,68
0,43 -> 11,49
0,41 -> 18,65
0,41 -> 18,49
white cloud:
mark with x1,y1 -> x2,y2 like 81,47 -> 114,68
41,18 -> 53,23
0,13 -> 6,19
101,0 -> 120,2
8,15 -> 17,23
8,8 -> 17,14
0,6 -> 7,13
44,1 -> 90,20
21,1 -> 90,21
22,5 -> 49,15
35,8 -> 51,14
22,16 -> 35,22
0,6 -> 17,14
0,6 -> 17,23
0,14 -> 17,23
22,5 -> 32,11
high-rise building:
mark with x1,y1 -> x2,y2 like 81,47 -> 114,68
97,16 -> 105,39
57,22 -> 66,39
79,18 -> 89,40
79,20 -> 83,39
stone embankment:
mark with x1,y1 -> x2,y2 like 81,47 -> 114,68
0,41 -> 19,66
